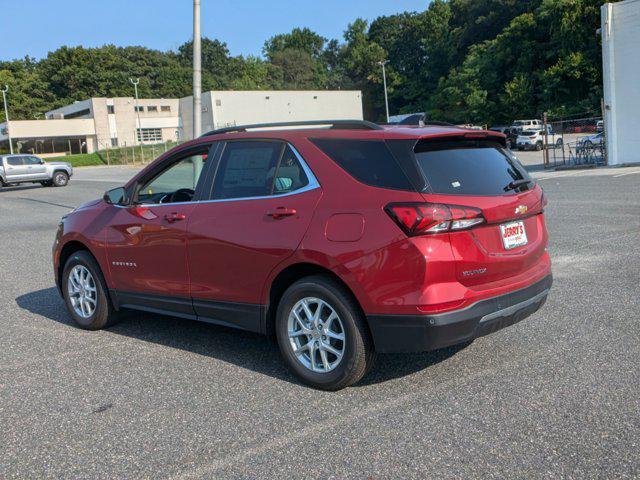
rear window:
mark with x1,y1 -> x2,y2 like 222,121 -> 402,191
414,142 -> 532,195
311,138 -> 413,190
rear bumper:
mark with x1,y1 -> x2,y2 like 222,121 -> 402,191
367,274 -> 552,353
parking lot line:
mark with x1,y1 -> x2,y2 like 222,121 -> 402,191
613,170 -> 640,178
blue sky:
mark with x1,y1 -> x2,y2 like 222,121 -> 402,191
0,0 -> 429,60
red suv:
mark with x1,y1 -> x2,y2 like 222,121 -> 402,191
53,120 -> 552,390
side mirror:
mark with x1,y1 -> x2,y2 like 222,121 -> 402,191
39,159 -> 45,164
103,187 -> 128,205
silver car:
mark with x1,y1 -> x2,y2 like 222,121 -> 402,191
0,154 -> 73,187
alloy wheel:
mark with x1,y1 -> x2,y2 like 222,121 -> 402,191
67,265 -> 97,318
55,173 -> 67,186
287,297 -> 346,373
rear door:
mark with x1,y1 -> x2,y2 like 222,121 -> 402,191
4,156 -> 27,181
413,140 -> 547,286
187,140 -> 322,329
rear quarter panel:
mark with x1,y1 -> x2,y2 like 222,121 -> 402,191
263,138 -> 432,314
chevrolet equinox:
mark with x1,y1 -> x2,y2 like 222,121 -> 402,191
53,120 -> 552,390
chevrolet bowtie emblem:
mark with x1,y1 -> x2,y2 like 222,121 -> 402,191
515,205 -> 528,215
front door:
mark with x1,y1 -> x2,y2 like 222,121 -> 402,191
24,156 -> 48,180
187,140 -> 322,330
105,144 -> 215,315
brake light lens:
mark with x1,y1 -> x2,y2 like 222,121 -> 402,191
385,203 -> 485,236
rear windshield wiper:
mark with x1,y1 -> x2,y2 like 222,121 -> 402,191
503,179 -> 533,192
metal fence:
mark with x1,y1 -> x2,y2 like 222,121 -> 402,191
96,140 -> 185,166
543,113 -> 606,168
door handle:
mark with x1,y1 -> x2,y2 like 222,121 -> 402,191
266,207 -> 297,219
164,212 -> 186,223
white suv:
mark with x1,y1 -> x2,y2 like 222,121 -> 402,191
512,119 -> 543,132
516,130 -> 544,151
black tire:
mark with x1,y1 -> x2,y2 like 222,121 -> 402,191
62,250 -> 119,330
275,275 -> 375,390
52,171 -> 69,187
535,142 -> 542,151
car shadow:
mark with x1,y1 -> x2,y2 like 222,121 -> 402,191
0,184 -> 43,193
15,287 -> 469,389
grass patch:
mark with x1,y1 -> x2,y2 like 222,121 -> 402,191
48,153 -> 105,167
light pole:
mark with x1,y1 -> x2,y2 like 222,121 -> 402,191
378,60 -> 390,123
129,78 -> 142,143
193,0 -> 202,138
130,78 -> 144,162
1,85 -> 13,154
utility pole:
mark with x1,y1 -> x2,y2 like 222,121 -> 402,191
1,85 -> 13,154
130,77 -> 144,162
378,60 -> 390,123
193,0 -> 202,138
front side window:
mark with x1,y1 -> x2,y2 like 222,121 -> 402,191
137,149 -> 211,204
24,156 -> 41,166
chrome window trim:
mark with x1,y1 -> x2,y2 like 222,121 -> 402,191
116,142 -> 320,208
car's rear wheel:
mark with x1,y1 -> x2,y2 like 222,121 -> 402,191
53,171 -> 69,187
62,251 -> 119,330
535,141 -> 542,151
276,275 -> 375,390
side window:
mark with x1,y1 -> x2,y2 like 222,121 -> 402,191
271,145 -> 309,194
24,156 -> 41,165
7,156 -> 24,166
211,141 -> 282,200
311,138 -> 413,190
137,148 -> 211,204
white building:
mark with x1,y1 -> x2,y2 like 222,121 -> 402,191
179,90 -> 363,139
601,0 -> 640,166
0,90 -> 363,156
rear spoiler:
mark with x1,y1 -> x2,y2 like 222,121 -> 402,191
417,130 -> 507,147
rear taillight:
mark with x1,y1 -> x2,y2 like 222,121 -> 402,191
385,203 -> 485,236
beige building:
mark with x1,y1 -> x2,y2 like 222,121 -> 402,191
45,97 -> 180,152
1,90 -> 363,156
0,97 -> 179,155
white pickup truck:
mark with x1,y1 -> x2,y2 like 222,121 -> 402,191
0,154 -> 73,187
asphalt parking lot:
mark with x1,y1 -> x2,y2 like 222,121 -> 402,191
1,164 -> 639,478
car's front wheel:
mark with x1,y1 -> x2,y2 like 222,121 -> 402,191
62,251 -> 119,330
276,275 -> 375,390
52,171 -> 69,187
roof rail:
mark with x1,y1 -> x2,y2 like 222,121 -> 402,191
200,120 -> 383,137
